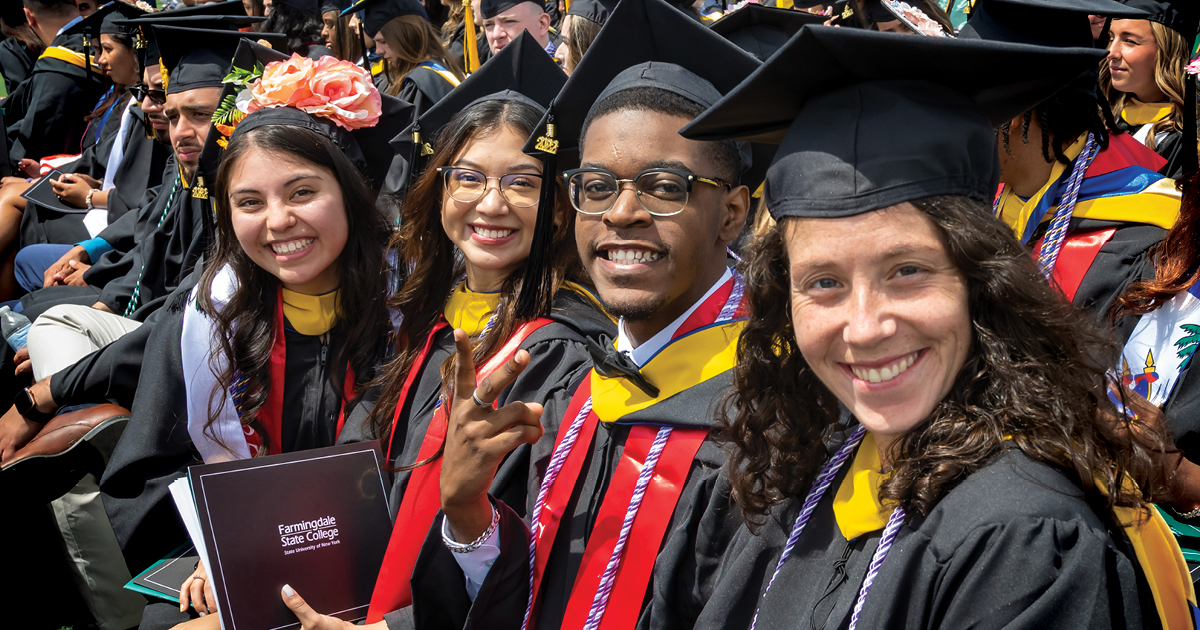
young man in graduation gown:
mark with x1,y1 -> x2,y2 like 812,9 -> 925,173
390,2 -> 762,628
961,0 -> 1181,342
645,24 -> 1194,630
4,0 -> 109,169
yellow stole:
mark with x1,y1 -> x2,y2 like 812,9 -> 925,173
38,46 -> 101,72
443,283 -> 501,338
998,133 -> 1180,240
590,320 -> 744,422
281,288 -> 340,336
1122,99 -> 1173,127
832,433 -> 1197,630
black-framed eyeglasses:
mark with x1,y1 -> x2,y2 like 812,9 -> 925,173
437,166 -> 544,208
562,168 -> 732,217
129,83 -> 165,105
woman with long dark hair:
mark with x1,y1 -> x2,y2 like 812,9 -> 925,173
100,48 -> 395,628
260,0 -> 332,55
279,42 -> 610,626
645,27 -> 1194,629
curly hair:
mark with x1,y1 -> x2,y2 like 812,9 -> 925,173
720,195 -> 1175,530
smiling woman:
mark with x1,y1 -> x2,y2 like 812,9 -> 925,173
642,26 -> 1198,630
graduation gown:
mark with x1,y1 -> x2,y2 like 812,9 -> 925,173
99,285 -> 353,575
20,99 -> 170,247
336,285 -> 613,628
0,37 -> 38,95
405,273 -> 745,630
1113,110 -> 1186,181
3,32 -> 109,163
397,61 -> 459,120
646,446 -> 1164,630
997,133 -> 1177,343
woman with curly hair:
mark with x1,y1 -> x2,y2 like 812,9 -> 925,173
649,27 -> 1195,630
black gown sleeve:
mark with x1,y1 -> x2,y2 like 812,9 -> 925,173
1068,219 -> 1163,344
7,59 -> 107,163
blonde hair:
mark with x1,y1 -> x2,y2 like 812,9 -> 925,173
378,14 -> 464,97
1103,21 -> 1196,151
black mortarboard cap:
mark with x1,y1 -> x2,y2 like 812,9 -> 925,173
710,5 -> 825,60
516,0 -> 767,318
961,0 -> 1147,47
155,26 -> 287,95
681,27 -> 1105,219
385,31 -> 566,195
1118,0 -> 1199,40
480,0 -> 544,20
118,15 -> 268,30
322,0 -> 353,14
63,1 -> 148,38
567,0 -> 619,25
342,0 -> 429,37
157,0 -> 248,17
274,0 -> 324,18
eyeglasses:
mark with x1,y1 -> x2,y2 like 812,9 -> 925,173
437,167 -> 544,208
563,168 -> 731,217
129,83 -> 165,105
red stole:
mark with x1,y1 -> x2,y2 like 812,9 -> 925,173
528,277 -> 740,629
1033,227 -> 1119,302
366,317 -> 555,621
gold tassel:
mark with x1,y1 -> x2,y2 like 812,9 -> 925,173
462,0 -> 480,74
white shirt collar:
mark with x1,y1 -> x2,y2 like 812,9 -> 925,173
616,268 -> 732,367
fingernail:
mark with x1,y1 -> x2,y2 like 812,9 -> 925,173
198,611 -> 206,617
282,584 -> 295,598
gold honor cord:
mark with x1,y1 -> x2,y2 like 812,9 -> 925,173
463,0 -> 480,74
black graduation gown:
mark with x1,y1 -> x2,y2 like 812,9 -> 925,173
19,99 -> 170,247
645,448 -> 1158,630
100,288 -> 354,576
335,289 -> 613,629
404,318 -> 738,630
1114,118 -> 1186,181
3,32 -> 109,163
0,37 -> 38,95
16,157 -> 184,318
397,63 -> 458,120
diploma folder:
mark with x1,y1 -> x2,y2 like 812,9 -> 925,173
20,169 -> 87,213
189,441 -> 391,630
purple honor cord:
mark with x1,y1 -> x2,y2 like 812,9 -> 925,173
521,271 -> 745,630
749,425 -> 906,630
1035,132 -> 1099,279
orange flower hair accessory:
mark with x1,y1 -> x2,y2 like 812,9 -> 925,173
245,54 -> 383,130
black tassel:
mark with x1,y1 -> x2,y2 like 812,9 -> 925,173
515,106 -> 559,320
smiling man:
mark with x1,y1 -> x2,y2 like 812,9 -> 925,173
395,1 -> 767,629
479,0 -> 553,54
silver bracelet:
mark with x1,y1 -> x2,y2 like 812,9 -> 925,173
85,188 -> 96,210
443,504 -> 500,554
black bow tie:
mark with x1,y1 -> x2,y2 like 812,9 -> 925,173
587,335 -> 660,398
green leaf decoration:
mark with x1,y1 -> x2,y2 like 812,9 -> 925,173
212,93 -> 240,127
1175,323 -> 1200,369
221,62 -> 265,87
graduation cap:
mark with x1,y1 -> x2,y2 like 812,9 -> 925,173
1118,0 -> 1199,40
710,5 -> 826,60
566,0 -> 619,25
516,0 -> 768,317
322,0 -> 353,13
681,27 -> 1105,219
61,1 -> 148,38
480,0 -> 544,19
341,0 -> 428,37
385,31 -> 566,195
960,0 -> 1147,48
155,26 -> 287,95
274,0 -> 324,18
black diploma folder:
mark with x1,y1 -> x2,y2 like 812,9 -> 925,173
189,441 -> 392,629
